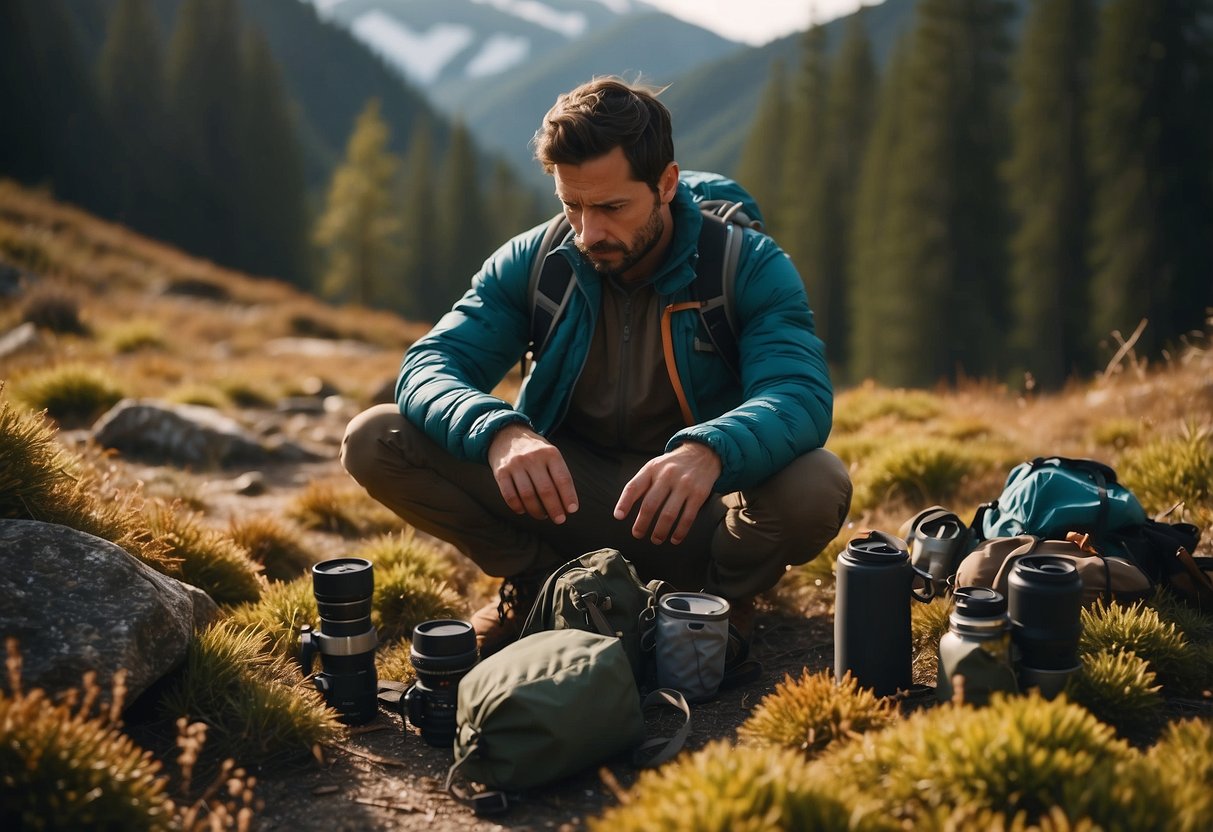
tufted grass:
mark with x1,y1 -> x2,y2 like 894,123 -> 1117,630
1147,719 -> 1213,832
850,437 -> 990,513
910,595 -> 953,685
1,640 -> 175,831
9,363 -> 126,427
809,693 -> 1168,830
1065,650 -> 1163,737
738,669 -> 897,757
20,282 -> 89,335
226,514 -> 317,582
159,622 -> 342,765
143,502 -> 264,607
286,480 -> 402,537
104,318 -> 167,354
833,385 -> 943,434
1079,601 -> 1197,694
590,740 -> 889,832
1117,424 -> 1213,514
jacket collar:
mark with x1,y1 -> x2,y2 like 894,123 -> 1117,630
556,180 -> 704,294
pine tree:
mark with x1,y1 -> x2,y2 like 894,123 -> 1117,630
734,60 -> 789,216
872,0 -> 1015,386
848,41 -> 913,382
164,0 -> 245,265
817,10 -> 877,373
399,119 -> 439,319
433,121 -> 493,321
1005,0 -> 1096,388
235,27 -> 311,288
1087,0 -> 1213,359
777,24 -> 833,349
313,98 -> 404,307
97,0 -> 168,234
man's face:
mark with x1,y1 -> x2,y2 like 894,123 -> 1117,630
552,146 -> 677,283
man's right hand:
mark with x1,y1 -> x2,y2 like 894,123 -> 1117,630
488,423 -> 579,524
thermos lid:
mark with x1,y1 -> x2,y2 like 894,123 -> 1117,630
845,531 -> 908,564
659,592 -> 730,621
1012,555 -> 1080,584
952,586 -> 1006,617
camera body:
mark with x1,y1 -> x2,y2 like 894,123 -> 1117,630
404,619 -> 478,747
299,558 -> 379,725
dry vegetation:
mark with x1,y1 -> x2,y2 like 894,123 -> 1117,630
2,179 -> 1212,830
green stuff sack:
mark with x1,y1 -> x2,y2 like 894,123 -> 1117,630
448,629 -> 688,797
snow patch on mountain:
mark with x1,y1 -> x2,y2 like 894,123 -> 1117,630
471,0 -> 587,38
466,33 -> 533,78
350,10 -> 474,86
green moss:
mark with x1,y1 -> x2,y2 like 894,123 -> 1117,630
810,693 -> 1166,830
1148,719 -> 1213,832
590,740 -> 893,832
738,670 -> 897,757
1066,650 -> 1163,737
1080,602 -> 1195,694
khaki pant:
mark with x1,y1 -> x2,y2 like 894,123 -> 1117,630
340,404 -> 853,600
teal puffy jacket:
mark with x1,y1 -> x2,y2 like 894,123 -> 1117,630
397,172 -> 833,494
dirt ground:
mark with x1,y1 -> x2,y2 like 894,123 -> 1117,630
248,607 -> 837,832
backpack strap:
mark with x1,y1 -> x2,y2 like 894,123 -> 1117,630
525,214 -> 577,371
690,212 -> 742,381
632,688 -> 692,768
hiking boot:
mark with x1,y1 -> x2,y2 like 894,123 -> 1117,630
470,573 -> 542,658
725,595 -> 756,669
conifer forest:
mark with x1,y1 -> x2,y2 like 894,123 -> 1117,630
3,0 -> 1211,390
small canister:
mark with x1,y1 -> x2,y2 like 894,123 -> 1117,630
1008,555 -> 1083,699
655,592 -> 731,702
937,586 -> 1017,706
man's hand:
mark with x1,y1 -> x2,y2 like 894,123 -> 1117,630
614,441 -> 722,546
488,423 -> 579,523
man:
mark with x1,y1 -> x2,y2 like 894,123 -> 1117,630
341,78 -> 852,658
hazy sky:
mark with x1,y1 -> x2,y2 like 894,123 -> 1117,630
644,1 -> 867,46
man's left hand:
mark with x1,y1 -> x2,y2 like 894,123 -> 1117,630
613,441 -> 722,546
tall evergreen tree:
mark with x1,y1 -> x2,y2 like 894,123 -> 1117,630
399,119 -> 439,319
848,42 -> 913,382
164,0 -> 245,266
734,60 -> 789,216
817,10 -> 877,372
235,27 -> 311,287
1005,0 -> 1096,388
313,99 -> 403,307
0,0 -> 113,213
433,122 -> 493,321
1087,0 -> 1213,358
778,25 -> 834,348
98,0 -> 168,234
873,0 -> 1015,386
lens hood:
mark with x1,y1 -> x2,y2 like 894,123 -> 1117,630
410,619 -> 478,675
312,557 -> 374,603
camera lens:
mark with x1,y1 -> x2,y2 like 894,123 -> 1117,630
405,619 -> 477,748
299,557 -> 379,725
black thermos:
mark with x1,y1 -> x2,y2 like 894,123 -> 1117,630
835,531 -> 935,697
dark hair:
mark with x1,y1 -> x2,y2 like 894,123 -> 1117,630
531,77 -> 674,191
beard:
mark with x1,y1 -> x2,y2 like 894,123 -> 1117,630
576,198 -> 664,281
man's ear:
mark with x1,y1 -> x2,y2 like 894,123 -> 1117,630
659,162 -> 680,205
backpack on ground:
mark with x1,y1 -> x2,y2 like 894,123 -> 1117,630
967,456 -> 1208,608
518,547 -> 667,682
527,183 -> 764,380
955,533 -> 1154,606
446,629 -> 690,811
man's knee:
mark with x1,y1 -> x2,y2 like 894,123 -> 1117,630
340,403 -> 408,483
753,448 -> 853,561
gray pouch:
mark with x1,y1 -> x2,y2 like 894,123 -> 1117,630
653,592 -> 730,702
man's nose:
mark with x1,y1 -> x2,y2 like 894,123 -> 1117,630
578,210 -> 607,247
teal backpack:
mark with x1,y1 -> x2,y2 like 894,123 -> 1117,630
978,457 -> 1147,546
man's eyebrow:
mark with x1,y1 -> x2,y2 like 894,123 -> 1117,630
555,194 -> 630,207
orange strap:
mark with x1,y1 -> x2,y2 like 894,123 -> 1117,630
661,302 -> 701,426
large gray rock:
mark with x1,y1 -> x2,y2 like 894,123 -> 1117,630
92,398 -> 320,467
0,519 -> 219,705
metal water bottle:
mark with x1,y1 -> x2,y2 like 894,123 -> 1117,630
835,531 -> 934,697
1008,555 -> 1083,699
937,586 -> 1017,706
